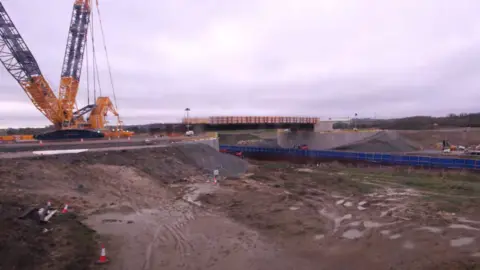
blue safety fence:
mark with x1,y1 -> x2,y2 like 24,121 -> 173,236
219,145 -> 480,170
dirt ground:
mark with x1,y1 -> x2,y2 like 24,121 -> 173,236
1,143 -> 480,269
200,161 -> 480,269
399,129 -> 480,149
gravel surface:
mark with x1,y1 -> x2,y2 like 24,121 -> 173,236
333,131 -> 422,152
173,144 -> 248,177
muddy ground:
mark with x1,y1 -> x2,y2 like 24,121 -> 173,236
200,161 -> 480,269
1,144 -> 480,269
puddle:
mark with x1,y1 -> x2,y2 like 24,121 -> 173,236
449,224 -> 480,231
289,206 -> 300,211
342,229 -> 364,240
343,201 -> 353,207
314,234 -> 325,240
364,221 -> 383,228
385,188 -> 419,197
319,209 -> 351,232
385,198 -> 404,202
363,221 -> 398,229
417,226 -> 442,234
457,217 -> 480,225
297,168 -> 314,173
402,240 -> 415,249
331,193 -> 344,199
348,221 -> 362,227
84,208 -> 180,239
450,237 -> 475,247
372,202 -> 389,207
319,208 -> 338,221
357,201 -> 368,210
471,252 -> 480,257
334,214 -> 352,231
380,207 -> 399,217
389,234 -> 401,240
380,230 -> 390,236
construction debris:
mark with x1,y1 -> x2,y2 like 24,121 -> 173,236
18,201 -> 59,224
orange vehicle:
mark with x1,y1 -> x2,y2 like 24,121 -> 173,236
220,149 -> 244,158
293,144 -> 309,150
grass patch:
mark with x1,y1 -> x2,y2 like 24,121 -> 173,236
339,167 -> 480,196
261,162 -> 292,170
422,194 -> 480,213
318,174 -> 375,194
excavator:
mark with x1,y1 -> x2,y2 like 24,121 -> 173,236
0,0 -> 132,140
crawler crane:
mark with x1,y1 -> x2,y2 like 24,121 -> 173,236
0,0 -> 132,140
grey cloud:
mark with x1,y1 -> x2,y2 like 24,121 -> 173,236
1,0 -> 480,128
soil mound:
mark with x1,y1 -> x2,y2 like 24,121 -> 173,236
0,144 -> 247,269
172,144 -> 248,177
218,133 -> 260,145
334,131 -> 422,152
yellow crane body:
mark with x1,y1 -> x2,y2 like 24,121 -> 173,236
0,1 -> 131,140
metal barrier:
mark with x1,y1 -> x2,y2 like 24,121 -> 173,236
219,145 -> 480,170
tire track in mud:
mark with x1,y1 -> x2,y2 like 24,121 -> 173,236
143,207 -> 196,269
163,222 -> 194,256
143,225 -> 163,270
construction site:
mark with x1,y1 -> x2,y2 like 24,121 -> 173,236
1,1 -> 480,270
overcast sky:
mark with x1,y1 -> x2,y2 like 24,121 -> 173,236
0,0 -> 480,128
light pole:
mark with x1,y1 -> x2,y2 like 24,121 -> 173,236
354,113 -> 358,129
185,108 -> 190,131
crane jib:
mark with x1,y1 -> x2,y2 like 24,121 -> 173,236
0,3 -> 42,79
58,1 -> 92,123
61,3 -> 91,80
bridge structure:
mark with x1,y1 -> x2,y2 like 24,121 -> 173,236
127,116 -> 353,135
183,116 -> 322,132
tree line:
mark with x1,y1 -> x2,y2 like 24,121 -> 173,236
2,112 -> 480,135
334,113 -> 480,130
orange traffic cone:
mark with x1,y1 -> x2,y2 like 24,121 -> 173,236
61,204 -> 69,214
96,244 -> 109,264
213,176 -> 217,184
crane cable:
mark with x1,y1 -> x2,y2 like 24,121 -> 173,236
89,9 -> 103,99
95,1 -> 118,110
85,32 -> 90,105
89,11 -> 97,100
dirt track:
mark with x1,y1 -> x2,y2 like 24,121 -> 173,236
1,143 -> 480,269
